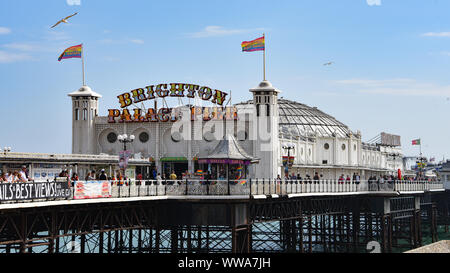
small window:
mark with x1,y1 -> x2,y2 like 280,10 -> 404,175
324,143 -> 330,150
353,144 -> 357,151
172,132 -> 181,142
74,108 -> 79,120
342,144 -> 346,150
139,132 -> 149,143
322,160 -> 328,164
83,108 -> 87,120
107,132 -> 117,143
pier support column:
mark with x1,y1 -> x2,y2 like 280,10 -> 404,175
299,217 -> 304,253
381,214 -> 392,253
171,227 -> 179,253
431,203 -> 438,243
232,225 -> 251,253
412,197 -> 421,248
381,198 -> 392,253
352,203 -> 361,253
20,214 -> 27,253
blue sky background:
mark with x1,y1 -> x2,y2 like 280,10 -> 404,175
0,0 -> 449,160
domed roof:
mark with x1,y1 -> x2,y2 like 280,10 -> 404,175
236,98 -> 352,138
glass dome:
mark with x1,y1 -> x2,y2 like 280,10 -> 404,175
236,98 -> 352,138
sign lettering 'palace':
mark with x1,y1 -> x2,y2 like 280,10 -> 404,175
108,83 -> 235,123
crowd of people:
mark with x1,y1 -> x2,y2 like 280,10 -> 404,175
278,172 -> 362,184
0,165 -> 439,185
0,166 -> 33,183
275,172 -> 437,183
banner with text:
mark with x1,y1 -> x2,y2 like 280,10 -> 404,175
74,181 -> 111,199
0,182 -> 71,202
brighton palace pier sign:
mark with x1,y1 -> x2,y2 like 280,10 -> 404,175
107,83 -> 238,123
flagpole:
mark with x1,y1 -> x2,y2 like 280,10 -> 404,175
263,33 -> 266,81
420,138 -> 422,156
81,43 -> 85,86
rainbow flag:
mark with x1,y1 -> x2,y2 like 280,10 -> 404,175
412,139 -> 421,145
58,44 -> 82,61
241,36 -> 264,52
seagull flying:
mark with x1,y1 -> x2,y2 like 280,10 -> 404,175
323,61 -> 334,66
51,12 -> 78,28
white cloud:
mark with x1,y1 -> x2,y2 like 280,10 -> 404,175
422,32 -> 450,37
366,0 -> 381,6
44,30 -> 71,41
98,38 -> 145,45
187,26 -> 264,38
336,78 -> 450,97
3,43 -> 38,51
336,78 -> 415,87
104,56 -> 120,62
0,27 -> 11,35
130,39 -> 144,44
66,0 -> 81,5
0,51 -> 32,63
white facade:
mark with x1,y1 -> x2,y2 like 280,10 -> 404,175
439,161 -> 450,189
70,80 -> 402,180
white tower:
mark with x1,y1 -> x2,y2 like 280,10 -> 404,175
68,85 -> 102,154
250,80 -> 280,179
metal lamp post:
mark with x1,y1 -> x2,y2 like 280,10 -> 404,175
2,147 -> 11,155
282,143 -> 295,177
118,134 -> 135,151
117,134 -> 134,181
389,152 -> 400,176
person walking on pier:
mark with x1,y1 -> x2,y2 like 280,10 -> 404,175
156,173 -> 162,184
19,165 -> 32,182
338,174 -> 344,184
85,170 -> 96,181
169,171 -> 177,181
346,175 -> 351,183
99,169 -> 107,181
355,173 -> 360,184
5,171 -> 13,183
0,172 -> 6,182
17,172 -> 27,182
313,172 -> 320,182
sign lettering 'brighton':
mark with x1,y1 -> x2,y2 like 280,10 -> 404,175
108,83 -> 236,123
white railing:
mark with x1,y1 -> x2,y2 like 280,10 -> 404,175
103,179 -> 444,198
0,179 -> 444,205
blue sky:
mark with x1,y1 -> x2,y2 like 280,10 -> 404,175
0,0 -> 449,160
